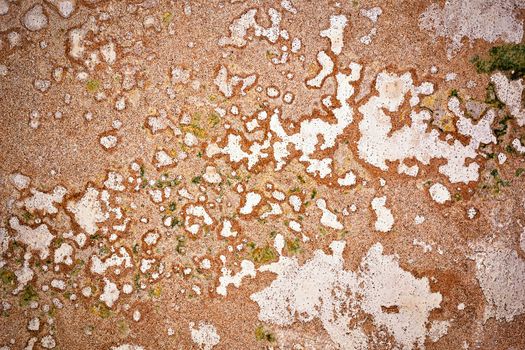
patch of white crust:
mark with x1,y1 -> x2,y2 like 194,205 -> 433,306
316,198 -> 343,230
10,173 -> 31,190
473,242 -> 525,322
419,0 -> 525,58
272,63 -> 361,177
280,0 -> 297,14
91,247 -> 132,275
320,15 -> 347,55
23,4 -> 48,32
216,259 -> 256,296
491,72 -> 525,126
100,135 -> 118,149
357,71 -> 495,184
251,240 -> 443,350
100,278 -> 119,308
306,51 -> 334,88
104,172 -> 125,191
184,205 -> 213,234
512,138 -> 525,153
239,192 -> 262,215
214,65 -> 256,98
45,0 -> 76,18
110,345 -> 144,350
218,8 -> 283,47
54,243 -> 73,265
209,132 -> 271,171
9,217 -> 53,259
67,187 -> 106,235
220,220 -> 237,238
23,186 -> 67,214
337,171 -> 357,186
203,166 -> 222,184
154,150 -> 175,168
428,183 -> 451,204
371,196 -> 394,233
360,7 -> 382,23
189,322 -> 220,350
428,320 -> 451,343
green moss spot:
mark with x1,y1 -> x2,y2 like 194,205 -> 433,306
0,269 -> 15,286
149,285 -> 162,298
493,114 -> 512,140
92,302 -> 112,318
19,285 -> 39,307
251,244 -> 278,264
207,112 -> 221,127
471,44 -> 525,80
255,325 -> 276,342
286,238 -> 301,255
191,176 -> 202,184
86,79 -> 100,93
485,83 -> 505,109
162,11 -> 174,24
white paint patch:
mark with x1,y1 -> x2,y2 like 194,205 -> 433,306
220,220 -> 237,238
419,0 -> 525,58
320,15 -> 347,55
371,196 -> 394,233
239,192 -> 262,215
429,183 -> 451,204
189,322 -> 220,350
9,217 -> 53,259
491,72 -> 525,126
358,71 -> 494,184
23,4 -> 48,32
473,242 -> 525,322
306,51 -> 334,88
23,186 -> 66,214
216,259 -> 256,296
337,171 -> 356,186
251,240 -> 443,349
67,187 -> 106,235
214,65 -> 256,98
100,277 -> 120,308
316,198 -> 343,230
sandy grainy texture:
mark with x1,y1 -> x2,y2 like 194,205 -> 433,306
1,0 -> 525,349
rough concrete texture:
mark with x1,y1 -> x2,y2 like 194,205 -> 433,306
0,0 -> 524,349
